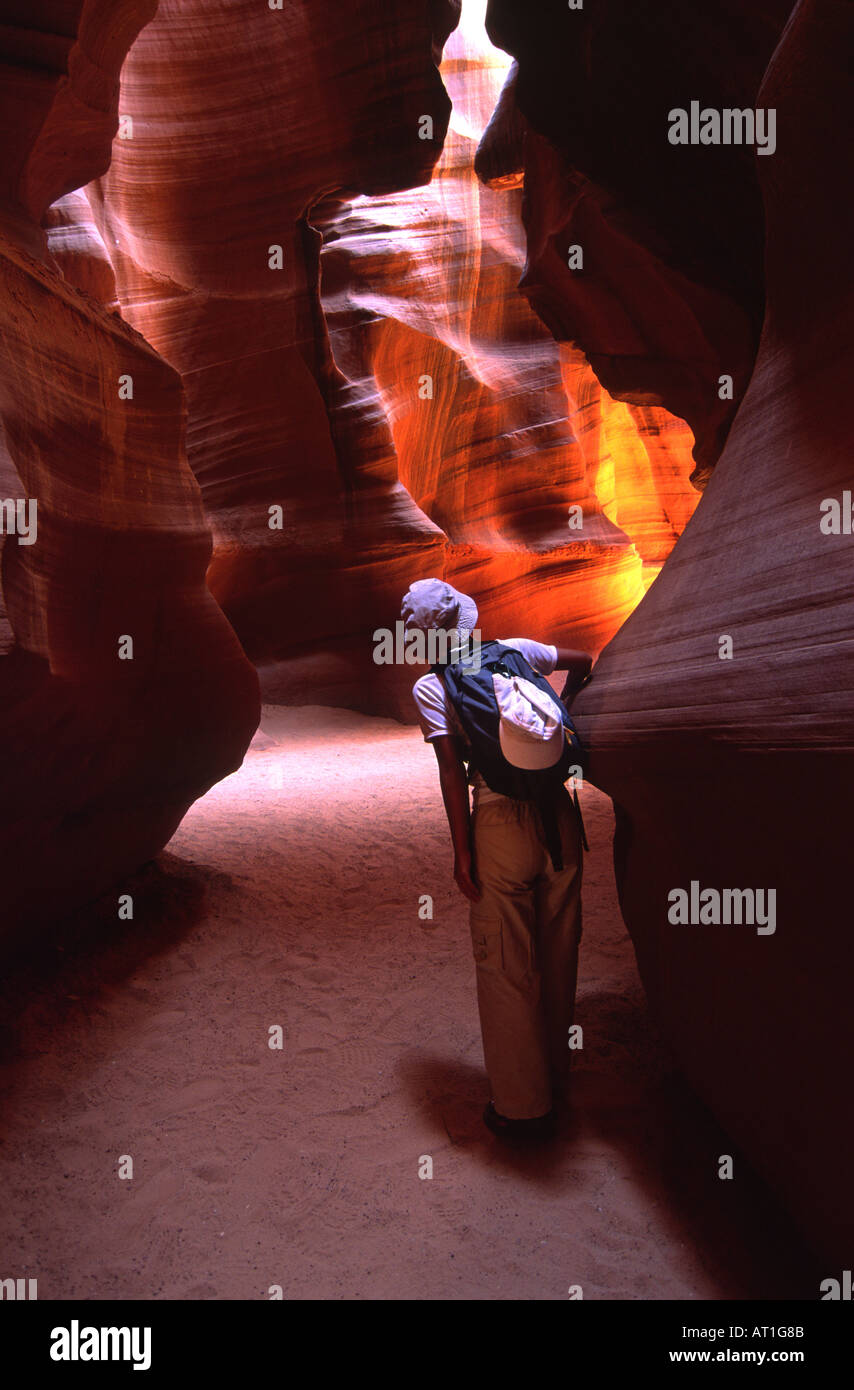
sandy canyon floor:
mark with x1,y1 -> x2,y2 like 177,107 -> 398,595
0,706 -> 817,1300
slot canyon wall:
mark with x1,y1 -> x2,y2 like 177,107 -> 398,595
491,0 -> 853,1261
0,0 -> 260,934
1,0 -> 699,929
1,0 -> 849,1270
84,0 -> 698,717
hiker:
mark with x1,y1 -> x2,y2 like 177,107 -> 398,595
402,578 -> 593,1142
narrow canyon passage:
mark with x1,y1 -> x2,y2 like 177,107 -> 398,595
0,709 -> 815,1301
0,0 -> 851,1329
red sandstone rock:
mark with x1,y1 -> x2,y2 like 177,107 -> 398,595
88,0 -> 461,718
0,0 -> 847,1276
43,190 -> 118,305
91,0 -> 697,719
487,0 -> 795,482
571,0 -> 854,1262
0,0 -> 157,220
0,1 -> 259,931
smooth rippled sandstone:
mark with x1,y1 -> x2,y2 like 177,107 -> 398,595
89,0 -> 697,718
85,0 -> 461,719
570,0 -> 854,1261
487,0 -> 795,484
318,14 -> 699,646
0,1 -> 259,932
43,190 -> 118,305
0,0 -> 848,1271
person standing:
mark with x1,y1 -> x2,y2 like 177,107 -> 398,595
402,578 -> 593,1142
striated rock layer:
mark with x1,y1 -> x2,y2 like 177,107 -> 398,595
90,0 -> 698,718
487,0 -> 795,483
570,0 -> 854,1261
0,1 -> 259,933
317,9 -> 699,665
88,0 -> 462,720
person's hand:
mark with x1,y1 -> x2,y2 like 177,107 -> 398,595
454,851 -> 482,903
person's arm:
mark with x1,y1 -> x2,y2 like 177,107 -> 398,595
431,735 -> 482,903
552,646 -> 594,703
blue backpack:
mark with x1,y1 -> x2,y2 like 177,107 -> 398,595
432,640 -> 588,868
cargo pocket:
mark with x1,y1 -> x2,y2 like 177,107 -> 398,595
470,916 -> 504,969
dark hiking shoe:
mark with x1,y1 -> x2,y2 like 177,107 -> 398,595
483,1100 -> 556,1144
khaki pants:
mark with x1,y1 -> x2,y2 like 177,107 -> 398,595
469,790 -> 583,1119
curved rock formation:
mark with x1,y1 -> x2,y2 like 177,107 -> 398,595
90,0 -> 698,719
86,0 -> 461,718
487,0 -> 795,483
317,15 -> 699,644
571,0 -> 854,1262
1,0 -> 848,1272
0,1 -> 260,933
43,190 -> 118,305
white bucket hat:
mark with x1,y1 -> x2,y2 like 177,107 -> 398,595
493,671 -> 566,771
401,578 -> 479,638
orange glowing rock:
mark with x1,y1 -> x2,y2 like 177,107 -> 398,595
82,0 -> 697,719
317,5 -> 699,685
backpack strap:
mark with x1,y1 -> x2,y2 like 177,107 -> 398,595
430,637 -> 504,678
536,792 -> 565,872
433,643 -> 590,860
538,785 -> 588,870
572,783 -> 589,854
